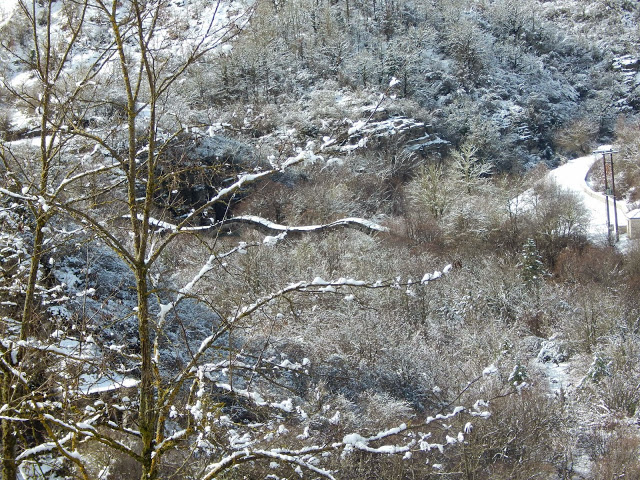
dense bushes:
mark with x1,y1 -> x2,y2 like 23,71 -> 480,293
207,133 -> 640,476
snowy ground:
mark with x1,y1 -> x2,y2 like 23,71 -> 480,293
0,0 -> 18,21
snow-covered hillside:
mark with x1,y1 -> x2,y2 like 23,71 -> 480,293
1,0 -> 640,479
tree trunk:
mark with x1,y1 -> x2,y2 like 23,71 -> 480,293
21,214 -> 46,341
1,373 -> 17,480
0,213 -> 48,480
136,269 -> 157,480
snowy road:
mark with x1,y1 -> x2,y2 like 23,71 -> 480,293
548,151 -> 627,241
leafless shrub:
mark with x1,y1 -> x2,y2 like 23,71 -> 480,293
553,117 -> 599,156
554,245 -> 624,285
592,429 -> 640,480
445,384 -> 562,479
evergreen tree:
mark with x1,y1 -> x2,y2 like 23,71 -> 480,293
518,238 -> 548,285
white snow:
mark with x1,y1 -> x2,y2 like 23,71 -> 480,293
271,398 -> 294,413
482,364 -> 497,376
343,433 -> 367,446
78,374 -> 139,395
473,399 -> 488,411
230,215 -> 388,234
263,232 -> 287,246
0,0 -> 18,22
536,357 -> 571,397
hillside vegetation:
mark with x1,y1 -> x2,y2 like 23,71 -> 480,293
0,0 -> 639,479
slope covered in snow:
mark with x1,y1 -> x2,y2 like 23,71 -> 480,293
1,0 -> 640,478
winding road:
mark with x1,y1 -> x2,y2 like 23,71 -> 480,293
548,149 -> 628,243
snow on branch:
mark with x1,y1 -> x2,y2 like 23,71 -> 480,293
0,355 -> 25,383
153,241 -> 271,368
194,265 -> 453,357
14,338 -> 95,362
221,215 -> 389,236
250,450 -> 337,480
202,447 -> 338,480
31,409 -> 140,461
208,171 -> 274,205
0,187 -> 37,202
41,414 -> 99,437
127,213 -> 388,237
342,424 -> 412,454
213,383 -> 294,413
123,214 -> 213,234
340,405 -> 472,457
154,429 -> 188,457
200,402 -> 478,480
230,267 -> 453,322
156,253 -> 217,331
166,264 -> 454,434
16,433 -> 74,461
55,162 -> 119,194
145,160 -> 308,264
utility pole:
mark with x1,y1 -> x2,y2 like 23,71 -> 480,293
594,146 -> 620,244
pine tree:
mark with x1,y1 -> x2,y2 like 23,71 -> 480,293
518,238 -> 548,285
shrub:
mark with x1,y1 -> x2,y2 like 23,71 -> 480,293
525,180 -> 590,267
592,429 -> 640,480
553,117 -> 599,157
446,384 -> 562,479
554,244 -> 624,285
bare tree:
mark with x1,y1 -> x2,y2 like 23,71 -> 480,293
0,1 -> 118,477
0,1 -> 503,478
